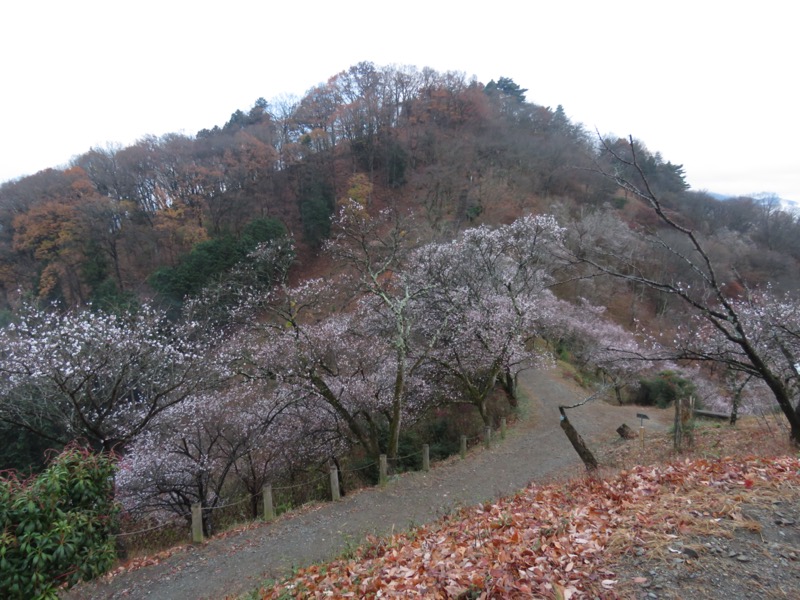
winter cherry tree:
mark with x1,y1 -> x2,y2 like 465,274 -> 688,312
116,381 -> 302,533
263,310 -> 385,458
409,215 -> 567,423
539,295 -> 731,412
0,303 -> 217,453
239,286 -> 432,462
671,289 -> 800,425
322,202 -> 438,460
716,374 -> 776,423
591,135 -> 800,443
540,296 -> 651,404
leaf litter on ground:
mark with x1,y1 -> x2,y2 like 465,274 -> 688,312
255,452 -> 800,599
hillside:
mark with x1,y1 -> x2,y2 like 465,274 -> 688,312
3,62 -> 800,598
64,366 -> 799,599
1,62 -> 799,315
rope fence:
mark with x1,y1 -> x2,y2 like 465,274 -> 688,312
205,494 -> 252,512
342,460 -> 378,473
114,520 -> 176,538
270,472 -> 331,491
393,449 -> 423,461
177,417 -> 509,544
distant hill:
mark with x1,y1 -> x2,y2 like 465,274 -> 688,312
705,191 -> 733,201
1,60 -> 799,314
782,197 -> 800,212
705,190 -> 798,211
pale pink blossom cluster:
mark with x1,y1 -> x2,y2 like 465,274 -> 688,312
670,288 -> 800,416
0,302 -> 216,452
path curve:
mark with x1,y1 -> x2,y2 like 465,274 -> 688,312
67,368 -> 670,600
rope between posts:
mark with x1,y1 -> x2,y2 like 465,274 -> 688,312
205,494 -> 253,511
271,472 -> 330,491
191,470 -> 339,514
393,450 -> 423,461
343,461 -> 377,473
114,520 -> 175,538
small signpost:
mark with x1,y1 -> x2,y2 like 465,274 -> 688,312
636,413 -> 649,450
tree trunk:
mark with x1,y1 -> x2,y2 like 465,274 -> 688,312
730,388 -> 741,426
387,346 -> 405,461
793,401 -> 800,443
502,369 -> 518,408
559,407 -> 598,471
674,398 -> 683,451
745,351 -> 800,445
674,395 -> 695,451
312,374 -> 381,459
249,491 -> 260,520
477,398 -> 491,426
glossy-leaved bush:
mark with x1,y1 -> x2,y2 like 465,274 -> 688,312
0,445 -> 119,599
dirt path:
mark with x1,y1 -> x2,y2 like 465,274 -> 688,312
66,368 -> 670,600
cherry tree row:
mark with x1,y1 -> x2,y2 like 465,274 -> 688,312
114,210 -> 587,524
7,204 -> 796,528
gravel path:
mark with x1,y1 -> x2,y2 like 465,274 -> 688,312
66,368 -> 670,600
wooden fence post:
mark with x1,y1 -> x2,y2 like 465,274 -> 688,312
191,502 -> 203,544
484,426 -> 492,449
500,417 -> 507,440
422,444 -> 430,472
460,435 -> 467,459
330,465 -> 340,501
262,484 -> 274,521
379,454 -> 388,486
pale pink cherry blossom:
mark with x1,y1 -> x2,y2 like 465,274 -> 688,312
0,302 -> 218,453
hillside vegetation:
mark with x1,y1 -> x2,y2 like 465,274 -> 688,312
2,62 -> 800,595
2,63 -> 798,313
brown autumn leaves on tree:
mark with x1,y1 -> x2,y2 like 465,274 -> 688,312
0,63 -> 605,310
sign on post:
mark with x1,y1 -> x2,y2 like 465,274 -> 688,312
636,413 -> 649,450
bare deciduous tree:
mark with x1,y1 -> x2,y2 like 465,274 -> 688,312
586,136 -> 800,444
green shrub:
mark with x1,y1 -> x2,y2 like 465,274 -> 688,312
0,445 -> 119,599
299,181 -> 335,248
149,217 -> 287,302
636,370 -> 696,408
611,196 -> 628,209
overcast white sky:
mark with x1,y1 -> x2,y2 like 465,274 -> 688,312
1,1 -> 797,200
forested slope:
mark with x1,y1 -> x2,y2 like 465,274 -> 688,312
3,62 -> 800,596
5,63 -> 795,316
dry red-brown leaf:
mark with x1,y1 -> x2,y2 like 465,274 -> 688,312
257,455 -> 800,599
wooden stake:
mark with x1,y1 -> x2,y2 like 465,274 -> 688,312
379,454 -> 388,486
262,484 -> 274,521
558,407 -> 598,471
330,465 -> 340,501
191,502 -> 203,543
